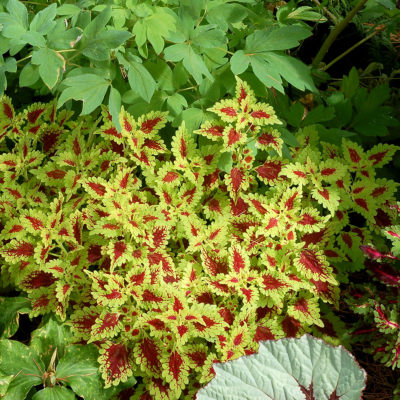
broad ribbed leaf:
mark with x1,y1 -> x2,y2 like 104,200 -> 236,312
197,335 -> 366,400
0,296 -> 30,338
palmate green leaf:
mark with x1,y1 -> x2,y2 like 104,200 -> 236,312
197,335 -> 366,400
230,50 -> 249,75
0,296 -> 31,339
0,0 -> 28,39
191,24 -> 226,49
206,3 -> 248,31
58,74 -> 110,114
46,21 -> 82,50
31,48 -> 65,90
30,3 -> 57,35
232,26 -> 315,92
19,63 -> 40,87
132,7 -> 177,54
128,61 -> 157,103
82,30 -> 131,61
56,344 -> 128,400
0,340 -> 43,400
109,87 -> 122,132
32,386 -> 76,400
0,56 -> 16,96
246,26 -> 311,53
164,43 -> 212,84
21,31 -> 46,47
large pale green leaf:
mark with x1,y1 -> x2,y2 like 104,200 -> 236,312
197,335 -> 366,400
0,296 -> 30,339
31,48 -> 65,90
32,386 -> 75,400
58,74 -> 110,114
0,340 -> 43,400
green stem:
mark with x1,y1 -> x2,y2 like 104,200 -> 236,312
312,0 -> 368,68
16,55 -> 32,64
321,27 -> 383,72
310,0 -> 339,25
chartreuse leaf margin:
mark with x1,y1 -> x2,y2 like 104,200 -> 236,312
196,334 -> 367,400
0,77 -> 398,399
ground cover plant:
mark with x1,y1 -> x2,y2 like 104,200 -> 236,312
0,76 -> 399,398
1,0 -> 400,398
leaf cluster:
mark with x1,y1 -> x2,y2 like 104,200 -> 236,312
0,79 -> 398,399
0,0 -> 323,128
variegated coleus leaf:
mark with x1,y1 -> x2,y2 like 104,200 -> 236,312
98,341 -> 134,387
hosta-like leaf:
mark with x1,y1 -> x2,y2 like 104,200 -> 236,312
0,296 -> 30,338
197,335 -> 366,400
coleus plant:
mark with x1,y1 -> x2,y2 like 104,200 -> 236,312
0,78 -> 398,399
345,201 -> 400,388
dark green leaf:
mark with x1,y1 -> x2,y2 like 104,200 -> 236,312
32,387 -> 76,400
0,296 -> 30,339
0,340 -> 43,400
56,345 -> 132,400
302,104 -> 335,126
30,317 -> 73,366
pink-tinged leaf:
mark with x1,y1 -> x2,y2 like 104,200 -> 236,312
365,259 -> 400,286
374,302 -> 400,331
99,342 -> 132,387
220,107 -> 237,116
